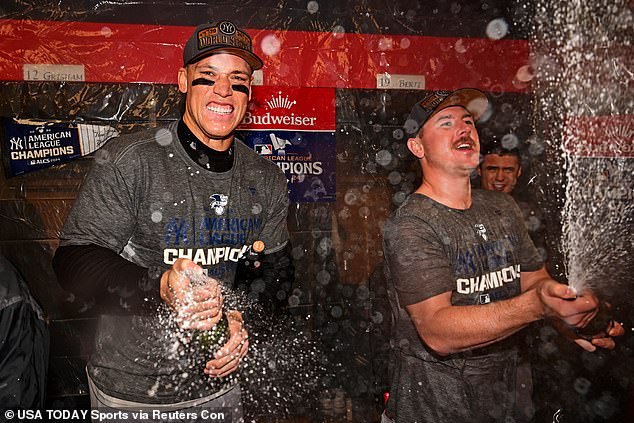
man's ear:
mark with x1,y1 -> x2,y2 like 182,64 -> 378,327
517,166 -> 522,177
407,137 -> 425,159
177,67 -> 188,94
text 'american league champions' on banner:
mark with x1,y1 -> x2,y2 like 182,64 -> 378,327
237,87 -> 336,203
1,118 -> 118,177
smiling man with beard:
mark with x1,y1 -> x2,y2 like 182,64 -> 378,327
381,89 -> 623,423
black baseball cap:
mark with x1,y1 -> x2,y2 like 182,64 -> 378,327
183,20 -> 263,70
403,88 -> 489,137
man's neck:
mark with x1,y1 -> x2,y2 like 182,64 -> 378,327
182,116 -> 234,151
177,120 -> 234,172
416,172 -> 473,209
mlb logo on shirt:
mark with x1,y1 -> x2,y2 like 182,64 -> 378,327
479,293 -> 491,304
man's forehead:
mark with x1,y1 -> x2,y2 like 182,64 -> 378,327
430,105 -> 472,121
483,154 -> 520,166
190,53 -> 252,74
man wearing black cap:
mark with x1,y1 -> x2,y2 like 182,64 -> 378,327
381,89 -> 622,422
53,21 -> 291,421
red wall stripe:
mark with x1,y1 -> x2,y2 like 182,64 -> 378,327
0,19 -> 530,92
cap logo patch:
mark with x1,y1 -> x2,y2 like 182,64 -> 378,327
419,91 -> 451,110
218,21 -> 236,35
197,25 -> 250,51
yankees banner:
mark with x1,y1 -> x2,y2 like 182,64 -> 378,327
1,118 -> 118,177
237,86 -> 336,203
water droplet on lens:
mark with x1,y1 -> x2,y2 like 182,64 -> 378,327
501,133 -> 519,149
344,189 -> 360,205
94,151 -> 114,170
392,191 -> 407,205
151,211 -> 162,223
307,1 -> 319,14
516,65 -> 535,82
332,25 -> 345,39
101,26 -> 112,38
455,38 -> 467,53
573,377 -> 592,395
378,37 -> 393,51
317,269 -> 331,285
388,171 -> 402,185
155,128 -> 173,146
261,34 -> 282,56
330,305 -> 343,318
376,149 -> 393,167
486,18 -> 509,40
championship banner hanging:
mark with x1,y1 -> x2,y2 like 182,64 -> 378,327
1,118 -> 118,177
237,86 -> 336,203
563,115 -> 634,158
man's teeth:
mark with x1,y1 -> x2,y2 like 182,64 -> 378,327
207,105 -> 232,114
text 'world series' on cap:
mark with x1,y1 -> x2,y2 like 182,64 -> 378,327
183,20 -> 263,70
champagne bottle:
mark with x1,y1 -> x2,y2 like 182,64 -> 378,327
243,240 -> 265,269
186,271 -> 228,352
575,301 -> 613,341
195,314 -> 228,351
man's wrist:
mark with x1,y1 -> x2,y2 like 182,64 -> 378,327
522,287 -> 547,322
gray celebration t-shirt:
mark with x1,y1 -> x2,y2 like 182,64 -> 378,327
59,121 -> 289,403
383,189 -> 543,422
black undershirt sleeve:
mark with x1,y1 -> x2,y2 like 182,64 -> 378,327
235,243 -> 295,316
54,242 -> 294,317
52,244 -> 162,315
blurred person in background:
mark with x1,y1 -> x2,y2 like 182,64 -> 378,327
478,141 -> 546,258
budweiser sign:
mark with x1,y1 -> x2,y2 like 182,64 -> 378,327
236,87 -> 336,203
239,87 -> 335,131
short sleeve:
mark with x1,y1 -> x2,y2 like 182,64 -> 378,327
59,149 -> 138,252
383,214 -> 455,306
